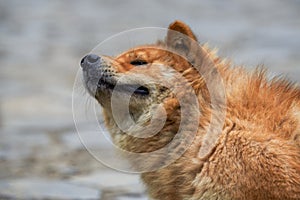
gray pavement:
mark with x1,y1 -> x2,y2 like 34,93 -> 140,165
0,0 -> 299,199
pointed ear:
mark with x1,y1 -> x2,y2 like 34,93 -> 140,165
166,20 -> 198,55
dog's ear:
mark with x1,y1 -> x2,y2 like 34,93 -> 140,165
166,20 -> 198,56
167,21 -> 227,160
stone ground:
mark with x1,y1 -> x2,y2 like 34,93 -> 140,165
0,0 -> 299,199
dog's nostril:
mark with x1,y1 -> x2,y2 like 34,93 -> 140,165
80,55 -> 87,67
86,54 -> 100,64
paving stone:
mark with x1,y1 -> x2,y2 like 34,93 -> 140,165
71,170 -> 142,189
62,130 -> 112,150
0,129 -> 50,160
0,179 -> 101,200
116,196 -> 148,200
72,170 -> 146,200
1,92 -> 74,130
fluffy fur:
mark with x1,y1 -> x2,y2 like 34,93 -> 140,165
83,20 -> 300,199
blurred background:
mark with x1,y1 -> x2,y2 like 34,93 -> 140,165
0,0 -> 299,199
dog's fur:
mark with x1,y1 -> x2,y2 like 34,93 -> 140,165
82,21 -> 300,199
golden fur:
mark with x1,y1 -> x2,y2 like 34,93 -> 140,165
84,21 -> 300,199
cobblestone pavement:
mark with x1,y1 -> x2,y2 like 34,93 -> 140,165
0,0 -> 299,199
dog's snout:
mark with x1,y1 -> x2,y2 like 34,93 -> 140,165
80,54 -> 101,68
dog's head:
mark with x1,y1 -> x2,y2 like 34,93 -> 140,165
80,21 -> 224,159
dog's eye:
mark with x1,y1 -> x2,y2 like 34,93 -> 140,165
130,60 -> 148,66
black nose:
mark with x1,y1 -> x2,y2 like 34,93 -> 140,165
80,54 -> 100,68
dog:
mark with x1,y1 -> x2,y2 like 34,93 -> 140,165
80,20 -> 300,199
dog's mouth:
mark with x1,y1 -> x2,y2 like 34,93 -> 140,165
97,78 -> 150,96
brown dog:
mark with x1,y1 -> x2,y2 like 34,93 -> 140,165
81,20 -> 300,199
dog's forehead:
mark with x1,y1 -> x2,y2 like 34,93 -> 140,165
116,45 -> 166,60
